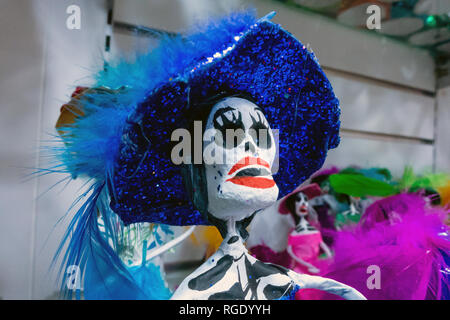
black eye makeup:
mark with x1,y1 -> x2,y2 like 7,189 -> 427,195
249,109 -> 272,149
213,106 -> 245,149
295,193 -> 307,202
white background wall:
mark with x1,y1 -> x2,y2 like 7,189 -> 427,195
0,0 -> 108,299
437,86 -> 450,172
0,0 -> 448,299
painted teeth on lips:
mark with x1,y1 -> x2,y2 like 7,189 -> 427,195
234,167 -> 271,177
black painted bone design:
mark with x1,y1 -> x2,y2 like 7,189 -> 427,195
171,218 -> 365,300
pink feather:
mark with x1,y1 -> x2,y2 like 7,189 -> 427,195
318,194 -> 450,300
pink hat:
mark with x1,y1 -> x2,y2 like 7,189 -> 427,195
278,183 -> 322,214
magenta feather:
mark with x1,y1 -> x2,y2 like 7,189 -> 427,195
320,193 -> 449,300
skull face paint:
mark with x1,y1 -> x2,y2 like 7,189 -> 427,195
292,191 -> 318,233
203,97 -> 279,221
294,192 -> 309,217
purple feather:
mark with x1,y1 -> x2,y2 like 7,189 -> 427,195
320,193 -> 450,300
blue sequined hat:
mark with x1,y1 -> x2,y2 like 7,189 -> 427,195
57,10 -> 340,227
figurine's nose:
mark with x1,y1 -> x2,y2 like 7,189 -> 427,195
245,140 -> 256,153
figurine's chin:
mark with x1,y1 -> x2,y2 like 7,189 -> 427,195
208,181 -> 279,221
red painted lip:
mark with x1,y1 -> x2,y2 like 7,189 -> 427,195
227,156 -> 271,176
226,176 -> 276,189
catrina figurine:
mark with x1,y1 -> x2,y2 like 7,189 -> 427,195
278,184 -> 333,275
334,196 -> 362,230
47,10 -> 365,300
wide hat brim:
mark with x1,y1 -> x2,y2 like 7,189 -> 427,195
110,13 -> 340,226
278,183 -> 323,215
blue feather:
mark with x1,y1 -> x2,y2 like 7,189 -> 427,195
53,181 -> 171,299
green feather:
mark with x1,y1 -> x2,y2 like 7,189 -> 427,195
329,173 -> 396,197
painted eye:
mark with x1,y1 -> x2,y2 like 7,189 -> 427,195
249,112 -> 272,149
213,107 -> 245,149
296,193 -> 307,202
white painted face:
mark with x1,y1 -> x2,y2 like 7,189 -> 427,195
203,97 -> 279,221
294,192 -> 309,217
